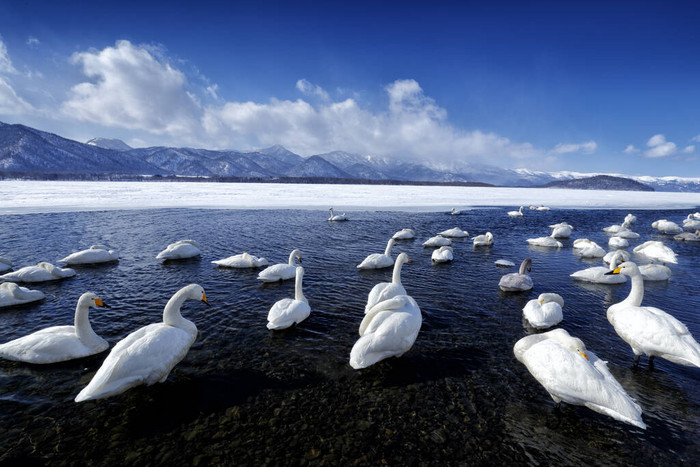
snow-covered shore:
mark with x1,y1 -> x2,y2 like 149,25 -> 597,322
1,180 -> 698,215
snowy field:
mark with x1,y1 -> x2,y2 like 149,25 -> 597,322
1,180 -> 699,215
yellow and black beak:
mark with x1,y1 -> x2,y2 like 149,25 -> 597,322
579,351 -> 589,360
407,257 -> 412,263
605,267 -> 622,275
201,292 -> 210,306
94,298 -> 111,308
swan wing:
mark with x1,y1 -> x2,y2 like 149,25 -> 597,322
365,283 -> 406,313
523,301 -> 562,329
258,263 -> 295,281
267,299 -> 311,329
357,254 -> 394,269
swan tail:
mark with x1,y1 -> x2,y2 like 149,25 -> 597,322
584,402 -> 646,429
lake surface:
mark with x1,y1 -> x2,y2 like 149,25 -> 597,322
1,207 -> 699,464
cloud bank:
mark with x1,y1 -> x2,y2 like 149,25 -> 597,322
644,134 -> 677,158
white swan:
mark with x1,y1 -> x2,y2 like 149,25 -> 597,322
0,262 -> 75,283
605,262 -> 700,367
422,236 -> 452,247
0,282 -> 45,308
571,250 -> 627,284
549,222 -> 573,230
522,293 -> 563,329
499,259 -> 533,292
0,257 -> 12,273
365,253 -> 410,313
507,206 -> 524,217
328,207 -> 348,222
473,232 -> 494,247
431,246 -> 453,263
495,259 -> 515,267
615,229 -> 640,240
608,236 -> 629,249
267,267 -> 311,330
75,284 -> 209,402
651,219 -> 682,234
603,221 -> 631,234
514,328 -> 645,429
156,239 -> 201,260
674,231 -> 700,242
624,213 -> 637,224
526,236 -> 562,248
551,225 -> 572,238
258,249 -> 302,281
350,294 -> 422,369
633,241 -> 677,264
536,205 -> 550,211
212,252 -> 268,268
638,264 -> 672,281
682,215 -> 700,230
0,292 -> 109,364
357,239 -> 395,270
60,245 -> 119,265
604,249 -> 631,265
691,212 -> 700,220
392,229 -> 416,240
575,241 -> 606,259
438,227 -> 468,238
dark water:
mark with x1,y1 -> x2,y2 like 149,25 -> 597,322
1,207 -> 699,465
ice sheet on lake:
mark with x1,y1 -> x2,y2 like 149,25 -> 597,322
0,180 -> 699,215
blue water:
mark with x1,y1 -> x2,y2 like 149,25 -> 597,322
0,207 -> 699,464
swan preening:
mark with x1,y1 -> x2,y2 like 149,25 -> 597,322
267,267 -> 311,330
212,252 -> 268,268
633,241 -> 677,264
156,240 -> 201,260
258,249 -> 303,281
550,224 -> 572,239
0,257 -> 12,273
514,328 -> 646,429
423,236 -> 452,247
574,240 -> 606,259
0,282 -> 45,308
392,229 -> 416,240
522,293 -> 563,329
365,253 -> 409,313
499,259 -> 533,292
75,284 -> 209,402
608,236 -> 629,249
357,239 -> 396,270
60,245 -> 119,265
328,208 -> 348,222
0,292 -> 109,364
507,206 -> 524,217
0,262 -> 75,283
605,262 -> 700,367
651,219 -> 682,234
431,246 -> 453,263
438,227 -> 468,238
473,232 -> 494,247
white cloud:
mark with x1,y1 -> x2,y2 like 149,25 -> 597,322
623,144 -> 639,154
0,39 -> 18,74
644,142 -> 677,158
61,40 -> 200,137
296,79 -> 330,101
551,141 -> 597,154
647,134 -> 666,147
692,135 -> 700,143
26,37 -> 40,48
0,77 -> 34,114
683,145 -> 695,154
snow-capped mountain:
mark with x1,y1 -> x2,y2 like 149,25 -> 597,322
86,137 -> 133,151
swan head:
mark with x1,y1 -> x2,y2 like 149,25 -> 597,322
182,283 -> 209,305
290,249 -> 303,264
548,329 -> 588,360
605,261 -> 639,277
486,232 -> 493,240
396,252 -> 411,264
78,292 -> 111,309
37,262 -> 56,271
537,293 -> 564,307
519,258 -> 532,275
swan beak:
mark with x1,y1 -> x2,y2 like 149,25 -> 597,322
579,351 -> 589,360
407,257 -> 412,263
605,267 -> 622,275
537,300 -> 543,304
297,257 -> 303,264
201,293 -> 210,306
94,298 -> 111,308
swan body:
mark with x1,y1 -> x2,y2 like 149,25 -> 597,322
438,227 -> 468,238
507,206 -> 524,217
527,236 -> 562,248
633,241 -> 677,264
328,207 -> 348,222
651,220 -> 682,234
606,262 -> 700,367
267,267 -> 311,330
639,264 -> 672,281
350,295 -> 422,369
604,250 -> 631,265
431,246 -> 453,263
575,241 -> 606,259
392,229 -> 416,240
691,212 -> 700,220
603,221 -> 631,234
357,239 -> 395,270
523,293 -> 564,329
615,229 -> 640,239
514,328 -> 646,429
365,253 -> 409,313
0,262 -> 75,283
0,257 -> 12,273
608,236 -> 629,249
624,214 -> 637,224
422,236 -> 451,247
571,251 -> 627,284
549,222 -> 573,230
60,245 -> 119,265
499,259 -> 533,292
0,282 -> 45,308
258,249 -> 302,281
156,240 -> 201,260
75,284 -> 208,402
674,231 -> 700,242
536,206 -> 550,211
212,252 -> 268,268
473,232 -> 494,247
0,292 -> 109,364
551,225 -> 572,238
495,259 -> 515,267
450,208 -> 461,216
682,215 -> 700,230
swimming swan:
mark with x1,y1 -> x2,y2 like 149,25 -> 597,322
608,236 -> 629,249
507,206 -> 524,217
522,293 -> 564,329
499,259 -> 533,292
60,245 -> 119,265
258,249 -> 303,281
0,292 -> 109,364
357,239 -> 396,270
75,284 -> 209,402
0,282 -> 45,308
551,225 -> 572,239
365,253 -> 410,313
212,252 -> 268,268
605,262 -> 700,367
328,208 -> 348,222
350,294 -> 422,369
571,250 -> 627,284
651,219 -> 682,234
674,231 -> 700,242
633,241 -> 677,264
438,227 -> 468,238
514,328 -> 645,429
473,232 -> 494,247
0,262 -> 75,283
156,240 -> 201,260
574,241 -> 606,259
638,264 -> 672,281
267,267 -> 311,330
526,236 -> 562,248
682,215 -> 700,230
392,229 -> 416,240
422,236 -> 452,247
431,246 -> 453,263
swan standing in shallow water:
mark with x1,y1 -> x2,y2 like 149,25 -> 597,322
438,227 -> 468,238
267,267 -> 311,330
365,253 -> 410,313
514,328 -> 645,429
328,207 -> 348,221
605,262 -> 700,367
473,232 -> 494,246
0,262 -> 75,283
357,238 -> 396,270
0,257 -> 12,273
0,282 -> 45,308
392,229 -> 415,240
258,249 -> 302,281
350,294 -> 422,369
60,245 -> 119,265
507,206 -> 524,217
633,241 -> 677,264
212,252 -> 268,268
0,292 -> 109,364
156,240 -> 201,260
423,236 -> 452,247
522,293 -> 563,329
499,259 -> 533,292
75,284 -> 209,402
431,246 -> 453,263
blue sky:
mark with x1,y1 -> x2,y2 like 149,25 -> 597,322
0,0 -> 699,176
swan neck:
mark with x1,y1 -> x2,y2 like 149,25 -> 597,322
288,251 -> 296,265
622,273 -> 645,307
384,240 -> 393,256
75,300 -> 98,342
163,289 -> 189,326
294,270 -> 307,302
392,259 -> 404,285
